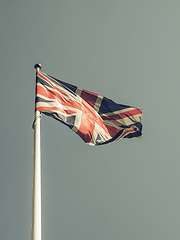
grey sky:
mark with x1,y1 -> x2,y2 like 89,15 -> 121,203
1,1 -> 180,240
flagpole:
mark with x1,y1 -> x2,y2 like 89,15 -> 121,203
31,63 -> 42,240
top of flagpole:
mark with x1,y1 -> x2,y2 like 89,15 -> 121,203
34,63 -> 42,72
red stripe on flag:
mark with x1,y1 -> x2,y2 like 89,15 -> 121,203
76,98 -> 109,144
104,125 -> 120,138
120,129 -> 136,139
36,85 -> 82,110
36,106 -> 76,115
37,72 -> 68,97
101,108 -> 142,121
37,85 -> 66,99
80,89 -> 98,108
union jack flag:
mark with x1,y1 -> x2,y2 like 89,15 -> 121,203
36,71 -> 143,146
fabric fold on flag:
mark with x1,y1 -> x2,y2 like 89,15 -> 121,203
35,71 -> 143,146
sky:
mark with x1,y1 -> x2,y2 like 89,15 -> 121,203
1,0 -> 180,239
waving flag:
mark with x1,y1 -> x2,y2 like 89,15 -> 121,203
36,71 -> 143,146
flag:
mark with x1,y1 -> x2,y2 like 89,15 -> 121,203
36,71 -> 143,146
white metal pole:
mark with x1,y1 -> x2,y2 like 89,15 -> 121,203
31,63 -> 42,240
